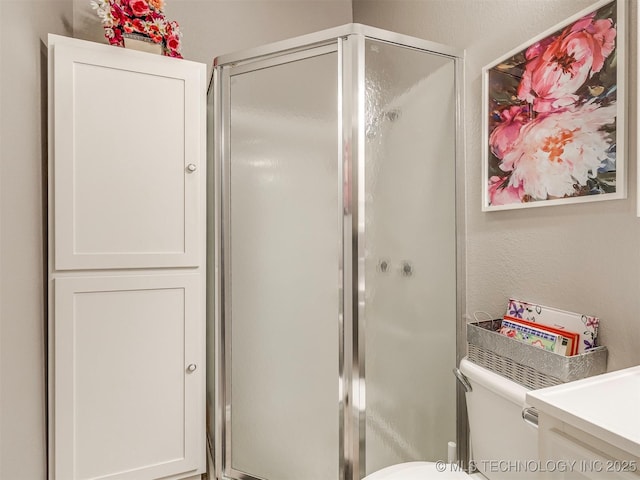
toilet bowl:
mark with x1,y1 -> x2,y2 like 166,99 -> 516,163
363,358 -> 538,480
363,461 -> 475,479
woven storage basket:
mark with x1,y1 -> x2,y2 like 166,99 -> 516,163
467,319 -> 607,390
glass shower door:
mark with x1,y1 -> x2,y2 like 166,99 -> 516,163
223,46 -> 341,480
362,39 -> 458,476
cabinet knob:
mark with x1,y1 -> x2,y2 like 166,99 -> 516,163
186,164 -> 197,173
187,363 -> 197,373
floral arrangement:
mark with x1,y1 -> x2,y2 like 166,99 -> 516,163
90,0 -> 183,58
486,1 -> 618,208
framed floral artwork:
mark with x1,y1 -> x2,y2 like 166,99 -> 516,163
482,0 -> 626,211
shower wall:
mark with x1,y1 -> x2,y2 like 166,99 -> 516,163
209,25 -> 464,480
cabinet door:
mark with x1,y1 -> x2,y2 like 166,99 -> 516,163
52,274 -> 204,480
50,35 -> 205,270
539,426 -> 640,480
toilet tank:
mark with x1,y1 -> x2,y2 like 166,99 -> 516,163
459,358 -> 538,479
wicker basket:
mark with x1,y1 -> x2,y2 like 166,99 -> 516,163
467,319 -> 608,390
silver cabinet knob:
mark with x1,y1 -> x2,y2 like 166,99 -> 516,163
186,164 -> 197,173
187,363 -> 197,372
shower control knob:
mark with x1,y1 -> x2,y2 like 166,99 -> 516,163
187,363 -> 197,373
186,163 -> 197,173
401,262 -> 413,277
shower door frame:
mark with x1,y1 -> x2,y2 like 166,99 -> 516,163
217,40 -> 346,480
210,24 -> 467,480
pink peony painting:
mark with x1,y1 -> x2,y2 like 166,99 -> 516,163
483,0 -> 625,210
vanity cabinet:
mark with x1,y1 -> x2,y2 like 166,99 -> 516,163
47,35 -> 206,480
536,418 -> 639,480
527,367 -> 640,480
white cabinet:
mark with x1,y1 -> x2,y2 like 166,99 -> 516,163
536,422 -> 639,480
527,367 -> 640,480
53,274 -> 204,480
50,34 -> 202,270
48,35 -> 206,480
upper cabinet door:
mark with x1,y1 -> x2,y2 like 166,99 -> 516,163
49,35 -> 205,270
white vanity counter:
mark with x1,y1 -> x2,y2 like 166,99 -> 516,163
527,365 -> 640,457
527,365 -> 640,478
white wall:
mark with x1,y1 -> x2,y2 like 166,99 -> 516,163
73,0 -> 353,77
353,0 -> 640,371
0,1 -> 73,479
1,2 -> 350,479
3,1 -> 637,479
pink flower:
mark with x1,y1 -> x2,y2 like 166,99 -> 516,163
131,18 -> 145,33
584,316 -> 599,328
129,0 -> 150,17
489,105 -> 530,160
166,34 -> 180,53
499,327 -> 517,338
488,176 -> 525,206
501,102 -> 616,200
105,25 -> 124,46
517,12 -> 616,112
110,3 -> 126,24
166,20 -> 176,35
119,0 -> 133,16
95,0 -> 182,59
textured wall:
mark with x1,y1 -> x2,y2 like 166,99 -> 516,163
353,0 -> 640,372
3,2 -> 350,479
3,4 -> 636,480
0,2 -> 73,479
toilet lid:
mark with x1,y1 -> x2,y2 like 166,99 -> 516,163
364,461 -> 472,480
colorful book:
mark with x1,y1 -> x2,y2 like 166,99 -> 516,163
499,318 -> 562,353
503,315 -> 580,356
506,298 -> 599,353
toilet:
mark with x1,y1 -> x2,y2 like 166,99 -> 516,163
364,358 -> 538,479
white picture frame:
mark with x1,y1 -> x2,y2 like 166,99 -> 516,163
482,0 -> 626,212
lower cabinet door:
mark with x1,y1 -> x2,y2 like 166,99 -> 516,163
52,273 -> 204,480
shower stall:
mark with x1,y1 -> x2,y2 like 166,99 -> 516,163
207,24 -> 466,480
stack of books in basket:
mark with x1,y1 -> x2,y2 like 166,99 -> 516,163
498,298 -> 599,357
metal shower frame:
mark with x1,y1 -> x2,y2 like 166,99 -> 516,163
208,23 -> 467,480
